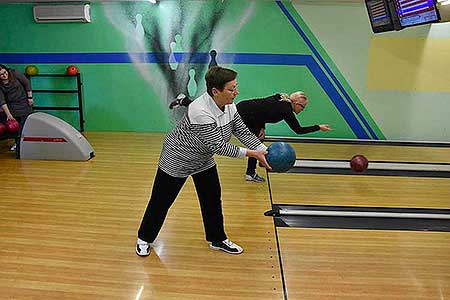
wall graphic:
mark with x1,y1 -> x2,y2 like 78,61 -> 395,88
0,1 -> 390,139
103,1 -> 255,122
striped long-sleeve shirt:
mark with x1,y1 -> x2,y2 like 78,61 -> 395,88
159,92 -> 267,178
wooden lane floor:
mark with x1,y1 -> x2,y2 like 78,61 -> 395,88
268,172 -> 450,209
277,228 -> 450,300
279,142 -> 450,164
2,133 -> 449,299
265,137 -> 450,210
266,141 -> 450,298
0,132 -> 282,300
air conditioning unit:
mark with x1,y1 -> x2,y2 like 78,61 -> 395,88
33,4 -> 91,23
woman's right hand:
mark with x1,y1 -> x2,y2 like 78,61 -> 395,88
246,149 -> 272,170
6,114 -> 15,121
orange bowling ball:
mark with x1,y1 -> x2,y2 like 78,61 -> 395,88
66,65 -> 79,75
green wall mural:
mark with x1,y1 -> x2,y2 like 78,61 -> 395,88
0,0 -> 383,140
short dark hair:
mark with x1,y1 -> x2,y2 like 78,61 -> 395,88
205,66 -> 237,97
0,64 -> 13,82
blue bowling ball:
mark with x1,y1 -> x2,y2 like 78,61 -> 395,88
266,142 -> 296,173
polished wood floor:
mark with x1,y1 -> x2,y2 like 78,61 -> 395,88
0,132 -> 449,300
0,132 -> 281,300
269,172 -> 450,208
279,228 -> 450,300
287,142 -> 450,163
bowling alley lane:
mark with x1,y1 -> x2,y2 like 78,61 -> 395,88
267,172 -> 450,209
265,137 -> 450,163
276,227 -> 450,300
263,138 -> 450,209
290,158 -> 450,178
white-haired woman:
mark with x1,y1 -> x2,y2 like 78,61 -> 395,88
236,91 -> 331,182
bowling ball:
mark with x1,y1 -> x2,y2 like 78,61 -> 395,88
350,154 -> 369,172
6,120 -> 20,133
265,142 -> 296,173
0,123 -> 6,136
25,65 -> 39,76
66,65 -> 79,75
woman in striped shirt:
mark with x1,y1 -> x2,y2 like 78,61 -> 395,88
169,91 -> 332,182
136,66 -> 271,256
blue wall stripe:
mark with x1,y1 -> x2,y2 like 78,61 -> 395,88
214,53 -> 313,65
0,52 -> 313,65
307,59 -> 369,138
276,1 -> 378,139
0,52 -> 168,64
0,51 -> 369,138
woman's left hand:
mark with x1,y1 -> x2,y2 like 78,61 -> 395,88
28,98 -> 34,106
319,124 -> 332,131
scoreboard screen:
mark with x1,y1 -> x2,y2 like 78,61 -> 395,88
394,0 -> 440,27
366,0 -> 395,33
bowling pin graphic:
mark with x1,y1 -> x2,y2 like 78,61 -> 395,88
174,34 -> 183,53
169,41 -> 178,70
134,14 -> 145,44
209,50 -> 218,69
169,34 -> 183,71
187,69 -> 198,98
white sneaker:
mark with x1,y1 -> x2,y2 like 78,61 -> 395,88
10,144 -> 17,152
209,239 -> 244,255
245,173 -> 265,182
136,238 -> 152,256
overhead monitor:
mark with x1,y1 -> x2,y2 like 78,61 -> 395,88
394,0 -> 440,27
365,0 -> 396,32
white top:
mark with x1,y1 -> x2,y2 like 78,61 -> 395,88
159,92 -> 267,177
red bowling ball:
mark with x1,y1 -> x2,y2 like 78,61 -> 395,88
350,154 -> 369,172
6,120 -> 20,133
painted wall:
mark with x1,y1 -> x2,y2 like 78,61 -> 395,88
294,2 -> 450,142
1,0 -> 413,141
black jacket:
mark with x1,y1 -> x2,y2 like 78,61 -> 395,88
236,94 -> 319,134
0,69 -> 32,117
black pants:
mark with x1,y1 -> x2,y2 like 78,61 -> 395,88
138,166 -> 227,243
245,126 -> 263,176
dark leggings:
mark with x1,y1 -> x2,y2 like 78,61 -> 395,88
245,126 -> 263,176
138,166 -> 227,243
